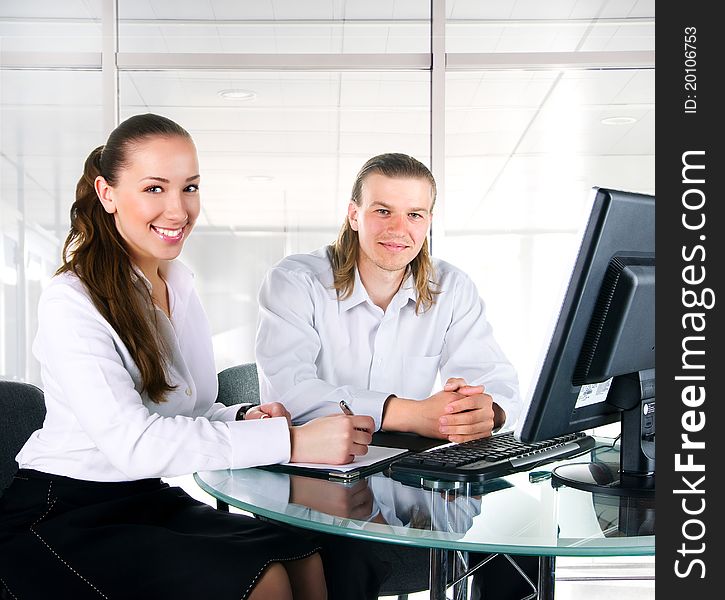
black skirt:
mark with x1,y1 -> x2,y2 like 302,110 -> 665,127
0,469 -> 320,600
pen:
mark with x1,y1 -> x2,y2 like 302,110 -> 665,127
340,400 -> 370,433
340,400 -> 375,436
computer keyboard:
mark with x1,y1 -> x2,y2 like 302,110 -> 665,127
389,431 -> 596,485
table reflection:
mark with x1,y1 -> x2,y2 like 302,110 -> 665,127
195,449 -> 655,555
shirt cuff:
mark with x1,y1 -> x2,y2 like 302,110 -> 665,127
227,416 -> 291,468
343,390 -> 393,431
202,401 -> 245,422
488,392 -> 520,432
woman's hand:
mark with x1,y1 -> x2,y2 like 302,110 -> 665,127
289,414 -> 374,465
245,402 -> 291,425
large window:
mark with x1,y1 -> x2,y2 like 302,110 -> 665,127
443,67 -> 654,390
1,0 -> 655,397
1,70 -> 103,384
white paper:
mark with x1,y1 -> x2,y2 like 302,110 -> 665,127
283,445 -> 408,472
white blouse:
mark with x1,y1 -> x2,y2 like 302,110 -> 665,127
256,247 -> 521,431
17,261 -> 291,482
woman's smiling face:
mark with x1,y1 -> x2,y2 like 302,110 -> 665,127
95,135 -> 200,277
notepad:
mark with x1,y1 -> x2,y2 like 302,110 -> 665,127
263,445 -> 408,480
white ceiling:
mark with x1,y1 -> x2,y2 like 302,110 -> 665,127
0,0 -> 654,53
0,0 -> 657,21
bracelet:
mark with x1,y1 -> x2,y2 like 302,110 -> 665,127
235,403 -> 256,421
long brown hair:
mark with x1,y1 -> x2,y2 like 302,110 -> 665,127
57,113 -> 192,403
327,153 -> 439,313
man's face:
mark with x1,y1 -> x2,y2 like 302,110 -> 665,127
348,173 -> 433,276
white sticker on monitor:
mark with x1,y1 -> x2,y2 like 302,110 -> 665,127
575,378 -> 613,408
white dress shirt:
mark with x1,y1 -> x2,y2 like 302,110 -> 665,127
18,261 -> 291,482
256,247 -> 521,431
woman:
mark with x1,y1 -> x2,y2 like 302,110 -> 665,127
0,113 -> 374,599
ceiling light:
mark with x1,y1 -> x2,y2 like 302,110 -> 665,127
218,89 -> 257,101
601,116 -> 637,125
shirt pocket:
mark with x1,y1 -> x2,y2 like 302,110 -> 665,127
401,354 -> 442,399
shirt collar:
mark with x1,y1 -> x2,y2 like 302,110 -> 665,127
338,267 -> 417,313
392,271 -> 417,309
159,260 -> 194,295
129,260 -> 195,323
337,267 -> 370,312
130,260 -> 193,287
129,263 -> 151,292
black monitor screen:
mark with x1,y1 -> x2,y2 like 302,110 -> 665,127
515,187 -> 655,497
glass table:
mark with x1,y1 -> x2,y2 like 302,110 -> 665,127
195,442 -> 654,599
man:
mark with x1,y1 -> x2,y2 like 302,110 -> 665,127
256,153 -> 519,442
255,153 -> 538,599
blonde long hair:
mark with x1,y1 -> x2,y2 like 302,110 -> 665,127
327,153 -> 439,314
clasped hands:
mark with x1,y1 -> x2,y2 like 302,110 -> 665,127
437,377 -> 499,442
415,378 -> 503,443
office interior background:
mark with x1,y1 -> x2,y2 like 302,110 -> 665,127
1,1 -> 654,595
1,0 -> 655,390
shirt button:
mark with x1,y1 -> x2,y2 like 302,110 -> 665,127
185,387 -> 193,396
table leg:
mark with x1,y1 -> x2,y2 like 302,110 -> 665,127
452,551 -> 468,600
429,551 -> 553,600
430,548 -> 448,600
537,556 -> 555,600
452,577 -> 468,599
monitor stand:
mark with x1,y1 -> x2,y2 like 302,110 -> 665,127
552,397 -> 655,498
592,491 -> 655,537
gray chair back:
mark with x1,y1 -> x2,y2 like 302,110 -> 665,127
216,362 -> 260,407
0,380 -> 46,495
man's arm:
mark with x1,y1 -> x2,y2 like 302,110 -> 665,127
256,266 -> 391,427
380,271 -> 519,442
381,391 -> 468,439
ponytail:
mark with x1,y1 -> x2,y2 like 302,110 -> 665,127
58,114 -> 190,402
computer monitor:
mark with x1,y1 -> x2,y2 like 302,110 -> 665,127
514,187 -> 655,498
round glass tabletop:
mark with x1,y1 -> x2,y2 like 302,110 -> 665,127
195,446 -> 654,558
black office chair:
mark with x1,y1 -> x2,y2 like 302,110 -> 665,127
216,362 -> 261,408
0,380 -> 46,497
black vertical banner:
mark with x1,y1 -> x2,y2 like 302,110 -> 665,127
658,4 -> 724,595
